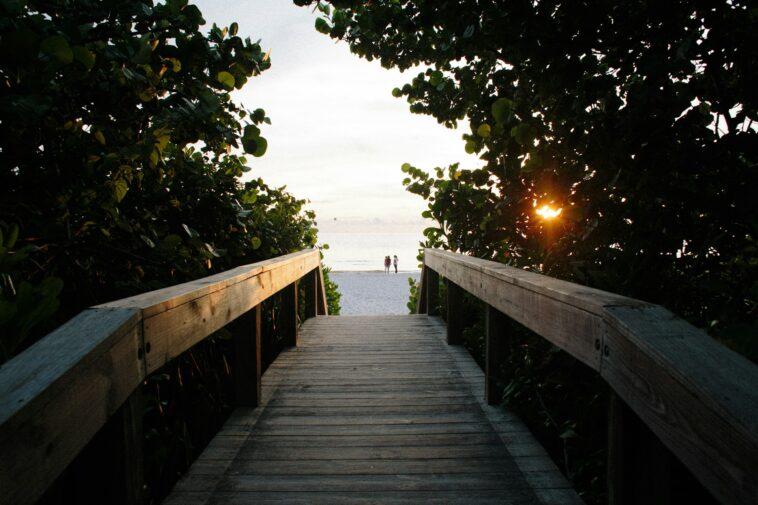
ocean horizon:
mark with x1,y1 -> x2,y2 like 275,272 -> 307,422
318,231 -> 424,272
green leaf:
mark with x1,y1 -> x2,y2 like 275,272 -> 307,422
40,35 -> 73,64
140,234 -> 155,248
401,163 -> 411,172
242,125 -> 267,156
167,57 -> 182,72
476,123 -> 491,138
181,223 -> 199,238
491,97 -> 514,123
429,70 -> 443,87
229,22 -> 239,36
510,123 -> 534,145
251,136 -> 267,157
162,234 -> 182,249
464,140 -> 477,154
5,224 -> 19,249
205,242 -> 220,257
391,87 -> 402,98
113,179 -> 129,202
250,236 -> 262,249
315,18 -> 331,34
216,71 -> 235,89
72,45 -> 96,70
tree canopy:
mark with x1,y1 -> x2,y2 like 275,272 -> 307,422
301,1 -> 756,500
303,0 -> 756,356
0,0 -> 330,360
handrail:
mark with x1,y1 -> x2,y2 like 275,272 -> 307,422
0,248 -> 326,505
419,248 -> 758,505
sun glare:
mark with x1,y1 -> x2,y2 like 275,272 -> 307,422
535,204 -> 562,220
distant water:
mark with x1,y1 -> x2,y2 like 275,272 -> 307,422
319,232 -> 423,272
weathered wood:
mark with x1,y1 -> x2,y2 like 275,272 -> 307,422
280,281 -> 299,347
234,305 -> 262,407
110,389 -> 145,505
424,248 -> 758,505
303,268 -> 318,319
0,249 -> 325,505
0,308 -> 143,505
602,305 -> 751,505
425,267 -> 440,316
165,315 -> 578,504
486,305 -> 508,405
607,391 -> 672,505
424,249 -> 606,370
446,279 -> 464,345
100,249 -> 320,373
416,266 -> 427,314
316,265 -> 329,316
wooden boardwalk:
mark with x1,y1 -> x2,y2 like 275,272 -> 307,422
165,315 -> 580,504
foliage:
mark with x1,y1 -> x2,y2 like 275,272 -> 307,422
0,223 -> 63,361
0,0 -> 342,356
1,0 -> 339,501
322,265 -> 341,315
301,0 -> 757,353
406,276 -> 419,313
302,0 -> 756,501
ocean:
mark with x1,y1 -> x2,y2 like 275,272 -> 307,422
318,232 -> 424,272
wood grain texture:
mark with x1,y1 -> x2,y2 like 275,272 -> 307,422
0,249 -> 323,505
303,268 -> 318,319
316,265 -> 329,316
424,248 -> 758,505
424,249 -> 606,369
486,305 -> 508,405
425,267 -> 440,316
602,305 -> 758,505
165,315 -> 580,505
233,305 -> 262,407
416,265 -> 427,314
100,249 -> 319,372
446,279 -> 464,345
0,308 -> 143,505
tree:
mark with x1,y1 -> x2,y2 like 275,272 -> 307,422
300,1 -> 756,501
0,0 -> 335,360
301,0 -> 756,355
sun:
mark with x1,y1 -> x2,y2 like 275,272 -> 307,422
535,204 -> 562,220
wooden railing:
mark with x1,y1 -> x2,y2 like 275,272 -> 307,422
0,248 -> 327,505
418,248 -> 757,505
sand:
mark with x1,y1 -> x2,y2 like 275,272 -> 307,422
329,271 -> 420,315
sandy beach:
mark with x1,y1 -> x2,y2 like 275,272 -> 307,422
329,271 -> 420,315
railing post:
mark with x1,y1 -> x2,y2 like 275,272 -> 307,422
71,389 -> 145,505
446,279 -> 464,345
607,391 -> 672,505
281,280 -> 299,347
234,304 -> 262,407
316,265 -> 328,316
303,268 -> 318,320
426,268 -> 439,316
485,304 -> 508,405
115,390 -> 145,505
417,266 -> 428,314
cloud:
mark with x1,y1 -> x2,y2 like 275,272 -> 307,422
194,0 -> 478,224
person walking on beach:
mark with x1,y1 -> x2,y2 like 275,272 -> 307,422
384,255 -> 391,273
393,255 -> 398,273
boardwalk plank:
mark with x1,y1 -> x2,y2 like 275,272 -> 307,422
164,315 -> 580,504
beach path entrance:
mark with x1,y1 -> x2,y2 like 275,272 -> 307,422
6,248 -> 753,505
164,314 -> 578,505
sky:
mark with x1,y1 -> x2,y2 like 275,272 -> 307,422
194,0 -> 478,233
